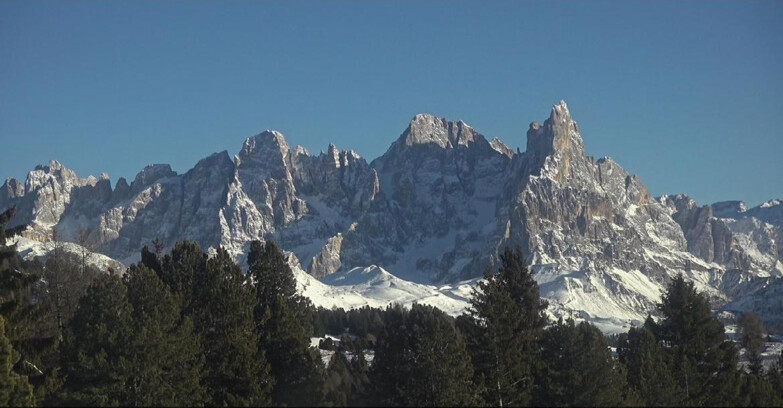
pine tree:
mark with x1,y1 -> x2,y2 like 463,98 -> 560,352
140,245 -> 163,276
348,341 -> 370,403
324,352 -> 353,407
194,247 -> 272,406
738,369 -> 778,407
123,264 -> 205,406
462,246 -> 548,407
738,311 -> 766,376
0,208 -> 37,354
157,240 -> 208,313
768,350 -> 783,405
59,273 -> 133,405
370,304 -> 481,407
0,208 -> 63,404
42,248 -> 98,344
653,274 -> 742,406
0,208 -> 25,243
0,316 -> 35,407
617,326 -> 679,406
35,241 -> 101,403
535,319 -> 633,407
249,240 -> 325,406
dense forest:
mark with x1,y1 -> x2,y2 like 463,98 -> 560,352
2,206 -> 783,407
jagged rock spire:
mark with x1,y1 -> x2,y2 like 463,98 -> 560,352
524,100 -> 589,181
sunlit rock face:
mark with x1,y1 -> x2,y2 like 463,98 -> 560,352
2,101 -> 780,329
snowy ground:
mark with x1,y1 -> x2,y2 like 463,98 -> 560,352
295,264 -> 476,316
310,335 -> 375,367
11,237 -> 126,275
736,341 -> 783,373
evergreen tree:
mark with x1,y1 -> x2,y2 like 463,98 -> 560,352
617,326 -> 679,406
738,311 -> 766,376
0,316 -> 35,407
461,246 -> 548,406
768,350 -> 783,404
370,304 -> 481,407
535,319 -> 632,407
653,274 -> 742,406
194,247 -> 272,406
59,274 -> 133,405
140,245 -> 163,276
157,240 -> 207,313
0,208 -> 25,244
738,370 -> 778,407
249,240 -> 325,406
123,264 -> 205,406
0,208 -> 63,404
36,248 -> 100,402
324,352 -> 354,407
348,342 -> 370,404
42,249 -> 98,343
0,207 -> 35,340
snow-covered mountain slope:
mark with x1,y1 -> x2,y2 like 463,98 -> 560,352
2,101 -> 780,332
723,276 -> 783,329
7,235 -> 474,318
11,236 -> 126,275
296,264 -> 474,316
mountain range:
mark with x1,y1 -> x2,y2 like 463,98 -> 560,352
2,101 -> 781,333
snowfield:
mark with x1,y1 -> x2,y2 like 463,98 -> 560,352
296,264 -> 475,316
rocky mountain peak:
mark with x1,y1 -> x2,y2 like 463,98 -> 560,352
236,130 -> 292,176
659,194 -> 699,214
194,150 -> 234,172
399,114 -> 482,149
526,101 -> 583,156
24,161 -> 103,199
1,178 -> 24,201
549,99 -> 572,123
33,159 -> 65,173
131,164 -> 176,190
712,200 -> 748,218
291,145 -> 310,157
114,177 -> 130,192
490,137 -> 515,157
27,160 -> 78,189
240,130 -> 290,160
524,101 -> 589,183
746,199 -> 783,227
761,199 -> 781,209
326,143 -> 341,166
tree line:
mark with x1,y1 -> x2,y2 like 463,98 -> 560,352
2,206 -> 783,407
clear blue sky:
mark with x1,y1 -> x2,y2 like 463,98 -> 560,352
1,1 -> 781,206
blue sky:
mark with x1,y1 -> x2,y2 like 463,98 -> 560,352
1,1 -> 781,206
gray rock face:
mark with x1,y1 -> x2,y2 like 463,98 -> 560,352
236,131 -> 305,229
2,160 -> 100,242
335,114 -> 513,282
309,234 -> 343,278
290,144 -> 379,218
664,197 -> 728,263
1,178 -> 24,202
493,103 -> 706,323
2,101 -> 780,328
661,194 -> 782,275
0,130 -> 380,267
